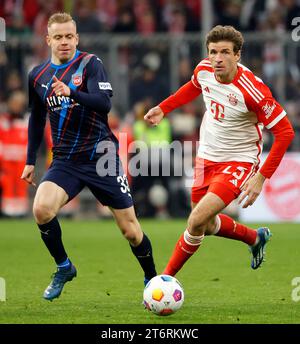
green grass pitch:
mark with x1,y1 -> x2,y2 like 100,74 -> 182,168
0,219 -> 299,324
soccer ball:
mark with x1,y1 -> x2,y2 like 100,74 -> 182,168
143,275 -> 184,316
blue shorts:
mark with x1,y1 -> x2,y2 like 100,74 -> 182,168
41,158 -> 133,209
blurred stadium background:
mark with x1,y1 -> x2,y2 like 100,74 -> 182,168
0,0 -> 300,221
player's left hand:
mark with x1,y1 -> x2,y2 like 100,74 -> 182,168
144,106 -> 164,126
52,76 -> 70,96
238,172 -> 266,208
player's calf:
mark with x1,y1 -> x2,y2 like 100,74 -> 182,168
130,233 -> 157,284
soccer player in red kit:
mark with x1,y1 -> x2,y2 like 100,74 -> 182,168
144,25 -> 295,275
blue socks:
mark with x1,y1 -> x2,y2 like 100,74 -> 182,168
57,258 -> 71,270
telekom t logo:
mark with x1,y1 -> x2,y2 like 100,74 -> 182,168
0,277 -> 5,301
210,100 -> 225,122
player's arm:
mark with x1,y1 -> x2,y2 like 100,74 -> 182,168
239,91 -> 295,208
144,65 -> 202,126
254,94 -> 295,180
51,57 -> 112,114
259,116 -> 295,178
21,76 -> 47,186
71,57 -> 112,114
239,116 -> 294,208
144,81 -> 202,126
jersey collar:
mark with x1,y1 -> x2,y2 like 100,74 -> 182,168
50,50 -> 80,69
214,65 -> 242,85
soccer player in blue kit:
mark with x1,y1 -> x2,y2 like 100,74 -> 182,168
21,12 -> 156,301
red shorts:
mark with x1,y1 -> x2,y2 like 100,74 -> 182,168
191,157 -> 257,205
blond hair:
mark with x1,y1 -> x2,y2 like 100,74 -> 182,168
47,12 -> 76,29
206,25 -> 244,54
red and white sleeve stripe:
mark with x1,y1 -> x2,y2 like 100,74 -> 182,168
235,71 -> 286,129
236,70 -> 294,178
191,59 -> 213,89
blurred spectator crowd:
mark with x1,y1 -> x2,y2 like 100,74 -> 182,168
1,0 -> 300,36
1,0 -> 300,218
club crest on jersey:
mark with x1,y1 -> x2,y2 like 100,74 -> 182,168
72,73 -> 82,87
228,93 -> 238,106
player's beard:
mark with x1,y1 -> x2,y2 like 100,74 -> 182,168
59,57 -> 70,64
215,70 -> 227,82
58,49 -> 74,64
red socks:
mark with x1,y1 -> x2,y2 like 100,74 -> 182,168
215,214 -> 257,245
163,230 -> 204,276
163,215 -> 257,277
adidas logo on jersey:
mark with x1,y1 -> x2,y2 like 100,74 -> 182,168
229,179 -> 238,187
204,86 -> 210,93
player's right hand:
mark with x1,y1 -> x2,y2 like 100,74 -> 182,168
21,165 -> 36,187
144,106 -> 164,126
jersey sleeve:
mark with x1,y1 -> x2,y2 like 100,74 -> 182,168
26,71 -> 47,165
158,60 -> 206,114
259,116 -> 295,178
159,80 -> 202,115
191,64 -> 203,90
85,56 -> 113,98
238,72 -> 293,178
242,74 -> 286,129
69,55 -> 112,114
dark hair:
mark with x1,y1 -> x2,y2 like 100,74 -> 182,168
206,25 -> 244,54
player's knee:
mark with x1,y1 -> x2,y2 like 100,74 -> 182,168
33,203 -> 56,224
187,213 -> 207,235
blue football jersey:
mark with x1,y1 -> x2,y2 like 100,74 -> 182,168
27,50 -> 118,164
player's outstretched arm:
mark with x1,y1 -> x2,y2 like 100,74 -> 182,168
21,165 -> 36,187
144,106 -> 164,126
158,81 -> 202,115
